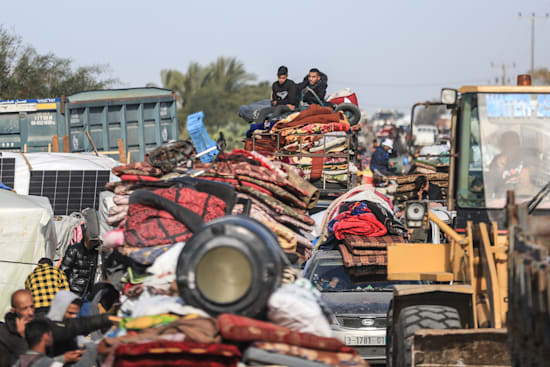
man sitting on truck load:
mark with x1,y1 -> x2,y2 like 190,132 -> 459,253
370,139 -> 396,176
255,66 -> 299,123
299,68 -> 328,106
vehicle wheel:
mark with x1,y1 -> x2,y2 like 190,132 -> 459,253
394,305 -> 461,367
386,304 -> 394,367
335,103 -> 361,126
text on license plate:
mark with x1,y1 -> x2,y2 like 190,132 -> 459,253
344,335 -> 385,346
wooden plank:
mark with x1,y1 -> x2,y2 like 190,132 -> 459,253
117,138 -> 126,164
51,135 -> 59,152
62,135 -> 69,152
396,172 -> 448,184
397,181 -> 449,193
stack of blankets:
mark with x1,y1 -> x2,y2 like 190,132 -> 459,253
102,149 -> 319,266
244,104 -> 359,187
200,149 -> 319,261
390,172 -> 449,203
97,312 -> 366,367
325,190 -> 406,269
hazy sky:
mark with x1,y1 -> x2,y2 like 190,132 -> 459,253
2,0 -> 549,114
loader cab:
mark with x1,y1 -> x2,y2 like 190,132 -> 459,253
451,85 -> 550,228
410,81 -> 550,229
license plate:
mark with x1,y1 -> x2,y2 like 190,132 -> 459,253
344,335 -> 385,346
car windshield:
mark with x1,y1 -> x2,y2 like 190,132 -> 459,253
310,258 -> 418,292
458,93 -> 550,209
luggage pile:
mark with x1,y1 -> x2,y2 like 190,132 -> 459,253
96,142 -> 368,366
317,186 -> 406,271
244,104 -> 360,196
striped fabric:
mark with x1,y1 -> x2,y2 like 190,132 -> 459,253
342,234 -> 404,249
339,244 -> 387,267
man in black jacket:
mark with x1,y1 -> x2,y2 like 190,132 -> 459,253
61,209 -> 100,298
0,290 -> 34,367
413,175 -> 443,202
299,68 -> 328,106
255,65 -> 299,123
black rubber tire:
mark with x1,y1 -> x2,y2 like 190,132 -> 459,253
394,305 -> 461,367
335,103 -> 361,126
386,304 -> 394,367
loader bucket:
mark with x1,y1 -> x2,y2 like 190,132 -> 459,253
412,328 -> 510,367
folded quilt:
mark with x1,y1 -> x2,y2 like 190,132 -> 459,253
253,341 -> 367,367
339,244 -> 388,267
217,313 -> 354,353
342,234 -> 405,249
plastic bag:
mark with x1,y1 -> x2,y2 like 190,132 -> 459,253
267,278 -> 332,337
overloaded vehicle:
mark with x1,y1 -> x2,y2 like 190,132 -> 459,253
385,74 -> 550,367
303,250 -> 421,365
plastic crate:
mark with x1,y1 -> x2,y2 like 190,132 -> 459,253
186,111 -> 218,163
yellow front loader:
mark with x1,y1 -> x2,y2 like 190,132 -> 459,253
386,76 -> 550,367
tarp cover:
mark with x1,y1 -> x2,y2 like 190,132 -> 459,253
0,190 -> 56,319
0,152 -> 120,194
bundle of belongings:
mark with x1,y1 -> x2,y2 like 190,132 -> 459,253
244,104 -> 360,189
319,187 -> 406,270
91,142 -> 364,365
199,149 -> 319,262
97,293 -> 366,367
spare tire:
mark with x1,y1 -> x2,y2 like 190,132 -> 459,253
176,216 -> 284,318
335,103 -> 361,126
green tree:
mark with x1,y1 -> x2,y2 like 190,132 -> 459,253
158,57 -> 270,149
0,25 -> 116,99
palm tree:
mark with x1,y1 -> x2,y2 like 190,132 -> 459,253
158,57 -> 270,146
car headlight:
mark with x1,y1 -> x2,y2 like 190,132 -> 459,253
406,201 -> 428,228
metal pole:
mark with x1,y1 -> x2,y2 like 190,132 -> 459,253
519,12 -> 549,75
531,15 -> 535,74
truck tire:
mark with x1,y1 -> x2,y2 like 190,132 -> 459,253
386,305 -> 394,367
394,305 -> 461,367
335,103 -> 361,126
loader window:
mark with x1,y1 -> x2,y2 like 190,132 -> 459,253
457,94 -> 486,208
478,93 -> 550,208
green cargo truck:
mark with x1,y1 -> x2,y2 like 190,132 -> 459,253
0,88 -> 178,162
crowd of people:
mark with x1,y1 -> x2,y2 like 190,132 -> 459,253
0,210 -> 118,367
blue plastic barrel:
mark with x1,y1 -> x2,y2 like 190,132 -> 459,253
186,111 -> 218,163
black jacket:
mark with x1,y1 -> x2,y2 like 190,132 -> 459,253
61,241 -> 98,297
0,313 -> 27,367
299,71 -> 328,105
272,79 -> 298,107
412,183 -> 444,201
48,314 -> 112,357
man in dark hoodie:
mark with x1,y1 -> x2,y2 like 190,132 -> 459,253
299,68 -> 328,106
255,65 -> 299,123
